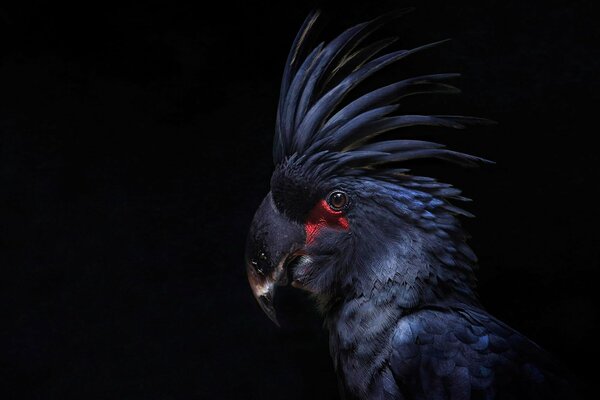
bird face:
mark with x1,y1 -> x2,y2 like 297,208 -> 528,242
245,174 -> 355,324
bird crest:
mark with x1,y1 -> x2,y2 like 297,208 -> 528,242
272,9 -> 493,185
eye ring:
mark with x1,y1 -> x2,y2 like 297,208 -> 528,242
327,190 -> 349,211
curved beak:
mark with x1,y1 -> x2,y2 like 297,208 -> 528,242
245,194 -> 305,326
246,257 -> 286,326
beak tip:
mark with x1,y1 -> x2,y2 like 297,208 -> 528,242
258,294 -> 280,327
247,261 -> 283,327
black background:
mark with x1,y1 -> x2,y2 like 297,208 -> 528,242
1,0 -> 598,399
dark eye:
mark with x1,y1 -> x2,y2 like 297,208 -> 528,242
327,190 -> 349,211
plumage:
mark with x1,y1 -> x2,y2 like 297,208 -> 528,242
320,37 -> 399,94
245,10 -> 577,400
323,73 -> 461,131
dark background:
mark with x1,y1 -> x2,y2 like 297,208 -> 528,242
1,0 -> 598,398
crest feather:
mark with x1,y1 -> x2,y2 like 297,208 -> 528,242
273,10 -> 494,176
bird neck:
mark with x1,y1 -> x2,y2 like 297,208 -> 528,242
322,256 -> 480,398
323,283 -> 407,398
324,216 -> 481,312
319,199 -> 482,386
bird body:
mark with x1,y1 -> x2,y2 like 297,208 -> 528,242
327,301 -> 568,399
244,9 -> 575,399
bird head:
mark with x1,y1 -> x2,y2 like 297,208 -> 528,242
245,10 -> 492,325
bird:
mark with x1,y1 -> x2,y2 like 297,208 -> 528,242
244,9 -> 575,400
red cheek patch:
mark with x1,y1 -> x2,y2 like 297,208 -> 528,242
305,199 -> 349,245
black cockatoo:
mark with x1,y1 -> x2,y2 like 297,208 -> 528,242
245,10 -> 574,400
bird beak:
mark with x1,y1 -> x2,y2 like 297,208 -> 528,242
245,194 -> 305,326
246,254 -> 288,326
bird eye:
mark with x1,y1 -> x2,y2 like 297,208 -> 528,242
327,190 -> 349,211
